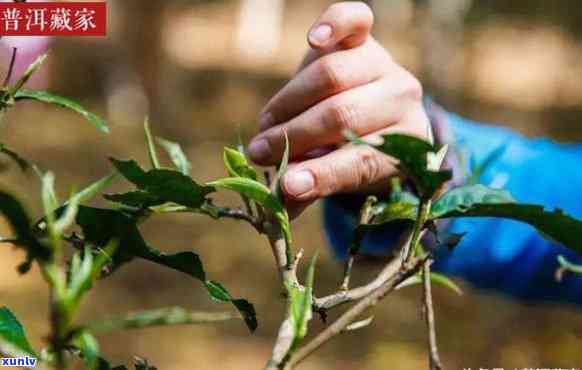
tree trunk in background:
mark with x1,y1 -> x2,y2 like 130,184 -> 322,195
416,0 -> 472,105
107,0 -> 165,124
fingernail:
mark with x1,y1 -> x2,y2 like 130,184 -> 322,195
248,138 -> 271,162
259,112 -> 274,131
309,24 -> 332,46
284,170 -> 315,197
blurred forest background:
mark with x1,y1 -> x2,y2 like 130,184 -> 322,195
2,0 -> 582,369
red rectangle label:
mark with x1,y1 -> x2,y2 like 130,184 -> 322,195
0,2 -> 106,36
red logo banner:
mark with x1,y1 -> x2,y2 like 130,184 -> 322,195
0,2 -> 106,36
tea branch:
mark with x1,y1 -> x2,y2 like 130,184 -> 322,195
423,261 -> 443,370
313,256 -> 402,312
284,254 -> 428,370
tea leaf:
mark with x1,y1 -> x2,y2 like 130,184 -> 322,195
397,272 -> 463,296
70,173 -> 117,205
157,137 -> 191,176
431,184 -> 582,253
373,200 -> 418,225
111,159 -> 214,209
143,117 -> 160,169
360,134 -> 452,199
208,177 -> 291,247
74,206 -> 256,331
223,147 -> 257,180
14,90 -> 108,133
74,330 -> 100,370
9,53 -> 47,95
0,190 -> 50,271
351,197 -> 419,255
0,307 -> 35,356
272,131 -> 290,201
104,191 -> 165,209
232,299 -> 257,332
208,177 -> 282,214
206,281 -> 232,302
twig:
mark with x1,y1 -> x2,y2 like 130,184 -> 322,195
341,196 -> 377,291
263,220 -> 300,370
314,257 -> 402,311
422,261 -> 443,370
202,204 -> 262,230
2,48 -> 17,87
402,200 -> 431,261
284,255 -> 427,370
314,229 -> 415,312
264,220 -> 296,285
154,203 -> 263,232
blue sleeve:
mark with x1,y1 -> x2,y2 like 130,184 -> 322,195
323,112 -> 582,304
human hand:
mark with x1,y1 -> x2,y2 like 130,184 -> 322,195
249,1 -> 431,217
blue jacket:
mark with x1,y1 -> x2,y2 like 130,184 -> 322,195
324,111 -> 582,304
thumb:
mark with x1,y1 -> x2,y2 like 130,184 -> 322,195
308,2 -> 374,50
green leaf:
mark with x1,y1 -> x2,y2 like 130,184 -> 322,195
232,299 -> 257,332
0,143 -> 30,171
34,173 -> 116,238
0,307 -> 35,356
0,190 -> 50,271
104,191 -> 165,209
75,206 -> 143,272
430,184 -> 515,217
364,134 -> 452,198
143,117 -> 160,169
208,177 -> 282,213
200,281 -> 256,330
74,330 -> 100,370
430,184 -> 582,253
372,200 -> 418,225
397,272 -> 463,295
206,281 -> 232,302
469,145 -> 505,184
9,53 -> 47,95
70,173 -> 117,206
41,172 -> 59,216
111,158 -> 214,209
272,131 -> 290,201
208,177 -> 292,248
74,206 -> 256,331
223,147 -> 257,180
350,196 -> 419,255
108,159 -> 146,184
68,241 -> 118,306
146,250 -> 206,282
157,137 -> 192,176
14,90 -> 108,133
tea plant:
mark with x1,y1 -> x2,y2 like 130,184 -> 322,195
2,52 -> 582,370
